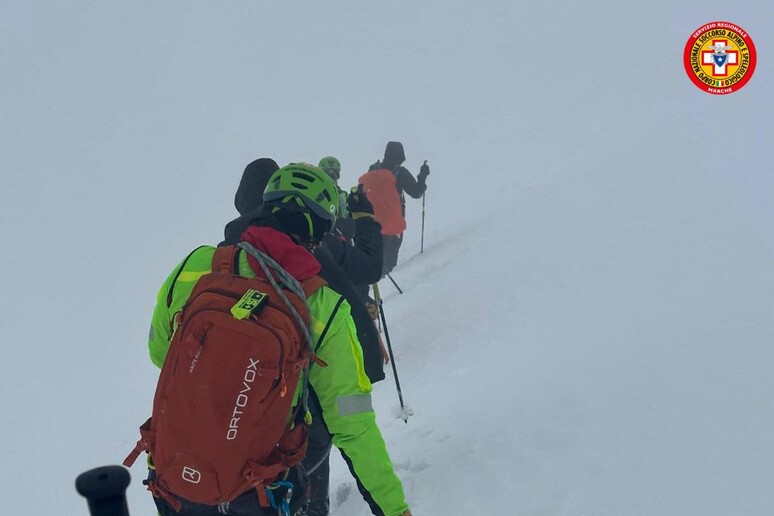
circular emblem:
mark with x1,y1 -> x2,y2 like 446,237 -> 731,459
683,21 -> 757,95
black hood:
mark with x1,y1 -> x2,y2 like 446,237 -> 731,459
233,158 -> 280,215
222,207 -> 284,246
382,141 -> 405,170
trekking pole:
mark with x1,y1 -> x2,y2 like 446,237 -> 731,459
421,160 -> 427,254
76,465 -> 131,516
386,272 -> 403,294
372,282 -> 410,423
421,192 -> 426,254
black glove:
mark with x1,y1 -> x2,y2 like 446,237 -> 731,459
347,185 -> 375,220
418,160 -> 430,183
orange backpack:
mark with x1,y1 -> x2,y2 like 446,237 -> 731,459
124,244 -> 325,511
358,168 -> 406,236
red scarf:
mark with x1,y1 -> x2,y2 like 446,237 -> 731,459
239,226 -> 321,281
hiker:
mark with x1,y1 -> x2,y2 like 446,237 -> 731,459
318,156 -> 354,240
289,158 -> 391,516
131,163 -> 411,516
225,157 -> 389,515
223,157 -> 280,244
359,141 -> 429,275
224,158 -> 386,383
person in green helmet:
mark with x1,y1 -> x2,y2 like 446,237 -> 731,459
145,163 -> 412,516
318,156 -> 353,237
318,156 -> 341,181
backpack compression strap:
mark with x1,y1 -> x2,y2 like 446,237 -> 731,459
212,245 -> 240,275
302,276 -> 327,298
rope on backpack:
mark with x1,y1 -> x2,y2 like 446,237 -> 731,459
237,241 -> 317,419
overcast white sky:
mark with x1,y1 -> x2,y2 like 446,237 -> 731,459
1,1 -> 772,514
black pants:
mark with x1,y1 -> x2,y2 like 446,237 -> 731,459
300,399 -> 333,516
382,234 -> 403,276
153,489 -> 275,516
297,393 -> 383,516
150,468 -> 307,516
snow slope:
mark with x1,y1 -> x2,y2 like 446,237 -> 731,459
1,1 -> 772,515
329,157 -> 774,516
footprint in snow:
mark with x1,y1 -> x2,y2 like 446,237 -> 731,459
393,460 -> 431,473
332,482 -> 352,508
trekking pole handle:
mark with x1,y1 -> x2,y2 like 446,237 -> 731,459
76,465 -> 131,516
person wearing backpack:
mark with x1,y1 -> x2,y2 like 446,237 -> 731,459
227,156 -> 389,516
359,141 -> 429,276
128,163 -> 411,516
224,157 -> 386,385
293,158 -> 392,516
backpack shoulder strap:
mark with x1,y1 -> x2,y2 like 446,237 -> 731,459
212,245 -> 240,275
302,275 -> 327,298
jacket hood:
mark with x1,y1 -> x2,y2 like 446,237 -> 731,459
382,141 -> 405,169
240,225 -> 321,281
234,158 -> 280,215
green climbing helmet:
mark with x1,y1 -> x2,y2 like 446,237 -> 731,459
263,162 -> 340,233
318,156 -> 341,180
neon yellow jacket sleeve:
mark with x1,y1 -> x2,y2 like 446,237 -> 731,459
308,288 -> 409,516
148,246 -> 215,368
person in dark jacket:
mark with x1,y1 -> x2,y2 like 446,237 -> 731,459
369,141 -> 430,275
300,186 -> 389,516
223,159 -> 386,381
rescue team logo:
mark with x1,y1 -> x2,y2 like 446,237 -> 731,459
683,21 -> 757,95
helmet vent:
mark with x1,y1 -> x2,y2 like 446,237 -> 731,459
291,171 -> 316,183
316,190 -> 332,203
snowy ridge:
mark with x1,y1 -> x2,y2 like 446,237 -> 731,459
326,160 -> 773,516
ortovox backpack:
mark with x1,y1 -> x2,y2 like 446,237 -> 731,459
358,168 -> 406,236
124,244 -> 325,511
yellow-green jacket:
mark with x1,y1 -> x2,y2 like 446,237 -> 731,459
148,234 -> 408,516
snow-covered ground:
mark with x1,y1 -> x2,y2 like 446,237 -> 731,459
329,159 -> 774,516
2,1 -> 772,515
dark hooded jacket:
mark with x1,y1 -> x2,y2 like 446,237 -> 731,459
372,141 -> 427,216
235,158 -> 280,215
223,158 -> 280,244
222,175 -> 385,383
